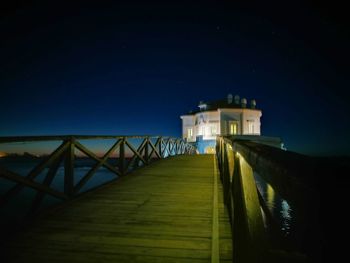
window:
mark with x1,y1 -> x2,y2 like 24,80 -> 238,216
229,123 -> 237,135
248,121 -> 254,134
201,126 -> 205,136
187,128 -> 193,138
211,126 -> 217,135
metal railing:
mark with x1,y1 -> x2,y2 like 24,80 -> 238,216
216,136 -> 321,263
0,135 -> 196,214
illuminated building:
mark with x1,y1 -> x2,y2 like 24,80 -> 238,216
181,94 -> 279,153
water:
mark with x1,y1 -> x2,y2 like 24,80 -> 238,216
253,171 -> 293,238
0,158 -> 119,230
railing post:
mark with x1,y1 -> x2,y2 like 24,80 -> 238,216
159,137 -> 163,158
171,139 -> 174,155
175,139 -> 179,155
119,137 -> 126,175
169,138 -> 173,155
219,140 -> 225,182
168,138 -> 172,156
64,137 -> 75,198
223,144 -> 231,206
144,137 -> 149,163
217,139 -> 221,171
231,153 -> 245,262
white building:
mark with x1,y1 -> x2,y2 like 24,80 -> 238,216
180,94 -> 264,153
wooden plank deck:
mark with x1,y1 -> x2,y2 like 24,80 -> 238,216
5,155 -> 232,263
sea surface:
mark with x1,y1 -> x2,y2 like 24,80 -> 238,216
254,172 -> 293,235
0,158 -> 119,229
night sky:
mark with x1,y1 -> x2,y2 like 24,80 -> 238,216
1,0 -> 349,156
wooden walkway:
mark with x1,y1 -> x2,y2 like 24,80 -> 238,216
5,155 -> 232,263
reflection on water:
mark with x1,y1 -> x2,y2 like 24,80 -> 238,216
254,171 -> 293,237
280,200 -> 292,234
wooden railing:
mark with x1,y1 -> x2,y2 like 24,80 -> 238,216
0,135 -> 196,214
216,136 -> 321,263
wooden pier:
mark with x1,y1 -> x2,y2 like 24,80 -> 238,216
0,135 -> 330,262
4,155 -> 232,263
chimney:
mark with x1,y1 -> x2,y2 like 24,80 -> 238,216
227,94 -> 233,104
250,99 -> 256,109
198,100 -> 207,111
241,98 -> 247,108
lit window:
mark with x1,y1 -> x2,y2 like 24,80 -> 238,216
229,123 -> 237,135
248,121 -> 254,134
187,128 -> 193,138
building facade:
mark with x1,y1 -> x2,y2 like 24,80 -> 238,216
180,94 -> 262,153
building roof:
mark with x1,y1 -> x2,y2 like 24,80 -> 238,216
184,95 -> 259,115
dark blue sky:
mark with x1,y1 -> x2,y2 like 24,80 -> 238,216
1,0 -> 349,155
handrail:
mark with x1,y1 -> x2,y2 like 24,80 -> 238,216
216,136 -> 321,262
0,135 -> 180,144
0,135 -> 196,215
